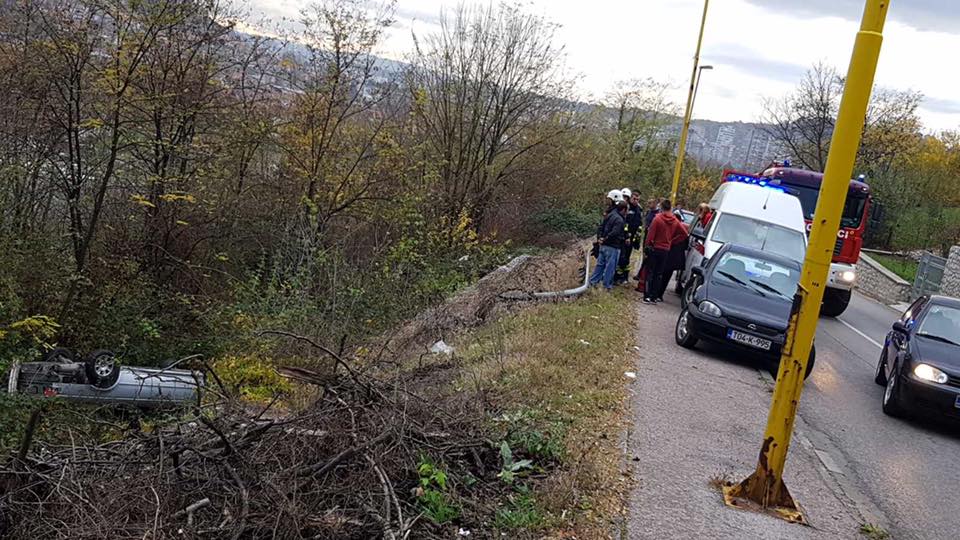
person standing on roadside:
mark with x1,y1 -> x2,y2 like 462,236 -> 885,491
642,198 -> 658,246
615,188 -> 642,284
643,198 -> 682,304
657,204 -> 690,300
590,196 -> 627,291
695,202 -> 713,228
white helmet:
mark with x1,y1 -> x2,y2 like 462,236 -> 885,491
606,189 -> 623,202
621,188 -> 632,198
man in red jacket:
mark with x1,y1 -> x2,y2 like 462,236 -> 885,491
643,199 -> 685,304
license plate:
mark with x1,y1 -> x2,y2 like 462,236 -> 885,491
727,329 -> 772,351
955,395 -> 960,409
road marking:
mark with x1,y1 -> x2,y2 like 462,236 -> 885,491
836,318 -> 882,349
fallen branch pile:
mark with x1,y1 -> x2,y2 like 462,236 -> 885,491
0,353 -> 492,539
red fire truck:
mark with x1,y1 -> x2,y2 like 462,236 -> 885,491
721,163 -> 872,316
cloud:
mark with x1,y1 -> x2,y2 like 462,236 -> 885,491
921,96 -> 960,115
706,44 -> 809,84
742,0 -> 960,33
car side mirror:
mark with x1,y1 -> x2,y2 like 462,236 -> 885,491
691,266 -> 704,277
892,321 -> 908,334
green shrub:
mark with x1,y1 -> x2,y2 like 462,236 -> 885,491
535,207 -> 598,236
416,458 -> 460,524
212,355 -> 292,402
494,486 -> 544,530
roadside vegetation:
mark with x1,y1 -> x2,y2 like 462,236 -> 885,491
868,253 -> 919,283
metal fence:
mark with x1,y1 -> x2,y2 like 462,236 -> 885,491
912,252 -> 947,300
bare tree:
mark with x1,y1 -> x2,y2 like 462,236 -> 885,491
407,3 -> 571,228
761,61 -> 923,174
277,0 -> 398,243
761,62 -> 841,172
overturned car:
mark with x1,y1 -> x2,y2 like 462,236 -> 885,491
5,348 -> 203,408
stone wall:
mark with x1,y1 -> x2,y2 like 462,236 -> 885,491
856,253 -> 912,305
939,246 -> 960,298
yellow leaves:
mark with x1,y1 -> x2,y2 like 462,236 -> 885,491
78,118 -> 105,129
175,220 -> 189,226
5,315 -> 60,346
159,192 -> 196,204
131,195 -> 156,208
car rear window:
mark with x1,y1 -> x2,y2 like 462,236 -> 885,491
711,213 -> 806,262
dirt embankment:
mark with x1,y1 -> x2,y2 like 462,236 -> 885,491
376,239 -> 592,363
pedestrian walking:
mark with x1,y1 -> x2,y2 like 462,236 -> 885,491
589,195 -> 627,291
643,199 -> 683,304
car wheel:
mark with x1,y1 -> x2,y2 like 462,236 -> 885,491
804,345 -> 816,380
882,359 -> 905,417
85,350 -> 121,389
874,349 -> 888,386
675,308 -> 699,349
43,347 -> 75,363
681,277 -> 699,309
771,346 -> 817,380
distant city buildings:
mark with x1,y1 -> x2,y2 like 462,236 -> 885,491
670,119 -> 785,171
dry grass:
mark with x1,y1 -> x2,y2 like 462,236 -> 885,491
452,287 -> 636,538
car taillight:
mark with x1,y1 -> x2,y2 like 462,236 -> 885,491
695,241 -> 705,255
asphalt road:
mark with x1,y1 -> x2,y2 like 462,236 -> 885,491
803,293 -> 960,540
626,290 -> 960,539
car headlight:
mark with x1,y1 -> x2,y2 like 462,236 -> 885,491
840,270 -> 856,282
913,363 -> 949,384
699,300 -> 722,318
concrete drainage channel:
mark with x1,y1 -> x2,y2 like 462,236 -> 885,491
499,250 -> 591,300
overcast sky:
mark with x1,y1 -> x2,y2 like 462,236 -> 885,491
248,0 -> 958,131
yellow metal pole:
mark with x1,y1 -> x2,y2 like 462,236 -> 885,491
723,0 -> 890,522
669,0 -> 709,206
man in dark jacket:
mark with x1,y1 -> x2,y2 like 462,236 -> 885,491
643,199 -> 683,303
589,200 -> 627,290
615,189 -> 643,284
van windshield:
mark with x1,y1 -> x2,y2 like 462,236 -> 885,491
711,214 -> 806,262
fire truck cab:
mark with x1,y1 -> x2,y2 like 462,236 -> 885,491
759,166 -> 871,316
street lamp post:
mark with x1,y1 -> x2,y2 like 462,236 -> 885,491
669,0 -> 710,206
690,65 -> 713,115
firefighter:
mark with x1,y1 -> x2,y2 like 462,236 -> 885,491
615,188 -> 643,284
590,192 -> 627,291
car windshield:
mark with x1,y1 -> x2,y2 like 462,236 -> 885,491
917,304 -> 960,345
711,252 -> 801,299
783,183 -> 867,229
710,214 -> 806,262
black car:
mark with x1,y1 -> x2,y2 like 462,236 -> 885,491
875,295 -> 960,419
674,243 -> 816,379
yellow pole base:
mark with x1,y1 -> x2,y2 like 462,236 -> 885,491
722,472 -> 807,525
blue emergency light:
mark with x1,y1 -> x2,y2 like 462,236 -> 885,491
724,173 -> 789,193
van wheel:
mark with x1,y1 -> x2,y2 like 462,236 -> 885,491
820,289 -> 851,317
681,277 -> 699,309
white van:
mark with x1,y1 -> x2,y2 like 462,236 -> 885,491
680,181 -> 807,303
